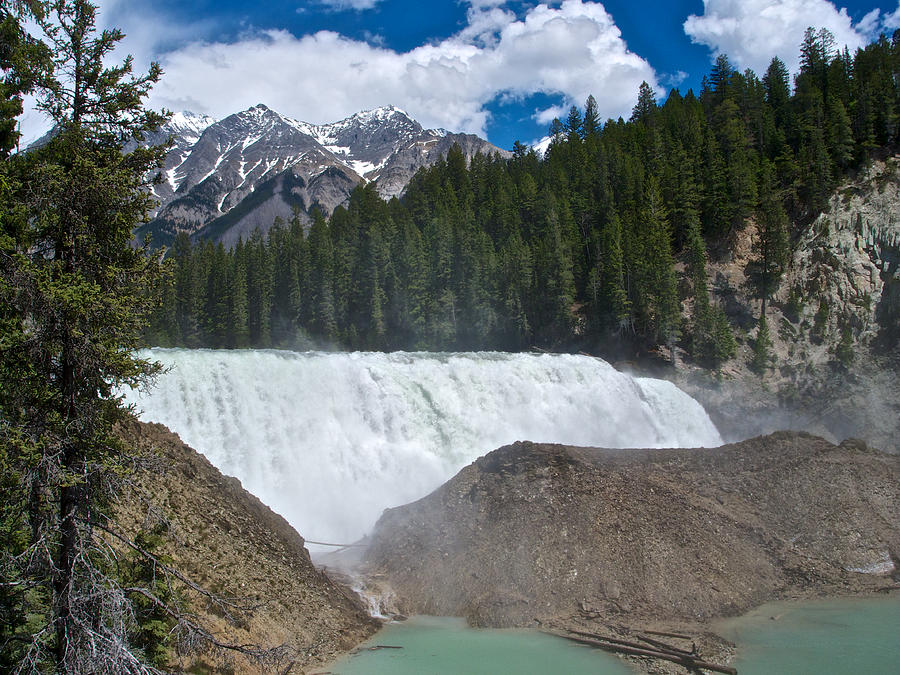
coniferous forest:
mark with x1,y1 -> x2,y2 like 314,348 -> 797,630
145,28 -> 900,367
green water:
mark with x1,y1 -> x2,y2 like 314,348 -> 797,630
717,595 -> 900,674
327,616 -> 632,675
328,596 -> 900,674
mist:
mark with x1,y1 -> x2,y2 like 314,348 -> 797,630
124,349 -> 723,548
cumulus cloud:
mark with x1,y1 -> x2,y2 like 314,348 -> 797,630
884,3 -> 900,31
314,0 -> 383,10
144,0 -> 659,137
684,0 -> 868,75
855,8 -> 884,38
534,104 -> 569,125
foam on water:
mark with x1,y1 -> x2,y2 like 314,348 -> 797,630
125,349 -> 722,545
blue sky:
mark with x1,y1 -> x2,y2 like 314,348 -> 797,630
22,1 -> 900,149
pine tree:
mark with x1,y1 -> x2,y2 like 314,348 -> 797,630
594,206 -> 630,333
639,179 -> 680,354
763,57 -> 790,110
708,53 -> 734,102
631,81 -> 657,124
229,250 -> 250,348
826,97 -> 854,171
497,226 -> 532,348
747,163 -> 790,319
685,215 -> 735,366
0,1 -> 51,156
307,210 -> 338,342
750,315 -> 774,374
0,1 -> 173,669
583,94 -> 601,139
171,231 -> 200,346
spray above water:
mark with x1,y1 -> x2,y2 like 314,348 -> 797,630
125,349 -> 723,546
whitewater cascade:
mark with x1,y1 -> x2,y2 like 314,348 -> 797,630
125,349 -> 723,547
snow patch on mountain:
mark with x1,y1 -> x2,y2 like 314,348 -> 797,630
138,103 -> 507,248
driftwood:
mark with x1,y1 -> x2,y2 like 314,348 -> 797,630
643,628 -> 695,640
549,629 -> 737,675
636,633 -> 696,656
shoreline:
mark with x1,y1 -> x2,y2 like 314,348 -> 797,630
551,578 -> 900,673
322,584 -> 900,674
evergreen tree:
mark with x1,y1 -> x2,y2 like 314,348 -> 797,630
750,315 -> 774,374
637,179 -> 680,354
229,248 -> 250,348
685,215 -> 735,366
826,97 -> 854,171
171,231 -> 200,346
583,94 -> 601,139
307,210 -> 338,342
747,164 -> 790,319
593,206 -> 630,334
496,226 -> 532,348
708,53 -> 734,102
0,1 -> 174,669
763,57 -> 790,110
0,1 -> 51,156
631,81 -> 657,124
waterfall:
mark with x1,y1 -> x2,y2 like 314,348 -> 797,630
124,349 -> 722,546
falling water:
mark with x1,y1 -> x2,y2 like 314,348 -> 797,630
124,349 -> 722,546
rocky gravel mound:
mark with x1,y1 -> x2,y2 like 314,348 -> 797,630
364,432 -> 900,629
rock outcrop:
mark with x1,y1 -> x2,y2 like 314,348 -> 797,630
364,433 -> 900,629
115,421 -> 379,673
134,104 -> 507,248
670,156 -> 900,453
784,157 -> 899,352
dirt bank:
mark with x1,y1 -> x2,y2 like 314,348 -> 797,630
115,421 -> 379,673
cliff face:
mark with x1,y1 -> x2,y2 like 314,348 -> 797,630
788,159 -> 900,347
364,433 -> 899,629
671,157 -> 900,453
115,421 -> 379,673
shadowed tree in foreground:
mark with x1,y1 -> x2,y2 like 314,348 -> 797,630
1,2 -> 290,671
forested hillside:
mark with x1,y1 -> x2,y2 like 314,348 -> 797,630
145,28 -> 900,367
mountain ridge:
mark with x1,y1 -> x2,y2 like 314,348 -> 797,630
137,104 -> 508,248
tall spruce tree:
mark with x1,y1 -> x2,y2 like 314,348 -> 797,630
748,163 -> 790,320
0,0 -> 174,670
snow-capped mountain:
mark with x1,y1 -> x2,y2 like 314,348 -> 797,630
140,111 -> 217,208
138,104 -> 506,248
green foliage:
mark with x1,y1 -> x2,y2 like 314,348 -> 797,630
750,315 -> 774,375
143,26 -> 900,367
0,1 -> 179,670
123,528 -> 177,667
812,298 -> 830,343
832,321 -> 855,367
747,163 -> 790,318
685,215 -> 735,367
0,1 -> 51,156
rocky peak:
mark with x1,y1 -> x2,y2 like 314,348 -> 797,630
137,103 -> 508,248
165,111 -> 217,143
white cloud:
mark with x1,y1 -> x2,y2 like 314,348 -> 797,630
855,8 -> 883,38
144,0 -> 659,138
663,70 -> 689,87
684,0 -> 868,75
314,0 -> 383,11
534,105 -> 569,125
885,3 -> 900,31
